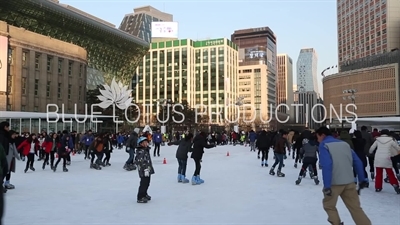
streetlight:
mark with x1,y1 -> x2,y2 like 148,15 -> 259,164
342,89 -> 357,128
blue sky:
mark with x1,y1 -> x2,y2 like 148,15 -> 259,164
62,0 -> 338,97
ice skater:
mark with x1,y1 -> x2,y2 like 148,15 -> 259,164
135,137 -> 155,203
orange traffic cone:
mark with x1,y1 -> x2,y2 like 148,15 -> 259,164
226,151 -> 230,156
163,158 -> 167,164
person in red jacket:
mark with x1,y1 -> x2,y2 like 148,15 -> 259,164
42,133 -> 60,170
17,134 -> 39,173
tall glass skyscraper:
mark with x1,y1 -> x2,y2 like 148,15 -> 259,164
296,48 -> 318,92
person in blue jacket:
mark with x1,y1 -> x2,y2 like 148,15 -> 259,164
316,126 -> 371,225
80,130 -> 94,160
117,133 -> 124,149
248,130 -> 257,152
152,129 -> 162,157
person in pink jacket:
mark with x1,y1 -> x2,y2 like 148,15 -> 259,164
369,129 -> 400,193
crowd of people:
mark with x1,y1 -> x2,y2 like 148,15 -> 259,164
0,119 -> 399,224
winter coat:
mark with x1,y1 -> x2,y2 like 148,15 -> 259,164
117,135 -> 124,144
248,132 -> 257,142
152,132 -> 162,143
274,136 -> 287,154
191,133 -> 215,160
80,134 -> 94,146
0,125 -> 10,155
339,131 -> 354,149
352,138 -> 367,167
256,131 -> 271,150
135,146 -> 155,178
43,137 -> 61,153
369,135 -> 400,168
58,136 -> 72,156
170,139 -> 193,160
361,130 -> 375,156
300,139 -> 318,159
7,142 -> 20,173
103,139 -> 113,153
125,131 -> 138,150
18,139 -> 39,156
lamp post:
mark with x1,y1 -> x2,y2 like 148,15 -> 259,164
342,89 -> 357,128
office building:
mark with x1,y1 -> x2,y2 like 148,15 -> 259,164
277,54 -> 294,117
119,6 -> 173,43
0,21 -> 87,114
231,27 -> 277,125
323,50 -> 400,119
293,90 -> 322,129
297,48 -> 318,92
337,0 -> 400,69
135,38 -> 238,125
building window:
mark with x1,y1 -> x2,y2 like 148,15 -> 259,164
57,83 -> 62,98
78,86 -> 82,100
35,54 -> 40,69
8,48 -> 14,65
46,81 -> 51,97
58,59 -> 63,74
68,61 -> 73,76
22,52 -> 27,67
382,29 -> 386,34
21,105 -> 26,111
79,64 -> 83,77
47,56 -> 52,72
254,69 -> 261,73
21,77 -> 27,95
34,79 -> 39,96
68,84 -> 72,99
34,106 -> 38,112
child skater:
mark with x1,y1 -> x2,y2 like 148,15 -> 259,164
17,134 -> 39,173
89,135 -> 104,170
295,131 -> 320,185
168,133 -> 194,183
135,137 -> 155,203
53,134 -> 72,172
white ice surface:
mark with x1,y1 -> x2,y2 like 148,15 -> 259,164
4,145 -> 400,225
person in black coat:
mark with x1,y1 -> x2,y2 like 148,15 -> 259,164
256,130 -> 272,167
168,133 -> 194,183
352,130 -> 369,185
102,134 -> 113,166
190,132 -> 215,185
53,134 -> 71,172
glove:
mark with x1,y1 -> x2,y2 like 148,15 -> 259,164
144,169 -> 150,177
323,188 -> 332,196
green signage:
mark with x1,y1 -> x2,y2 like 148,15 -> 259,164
194,38 -> 225,47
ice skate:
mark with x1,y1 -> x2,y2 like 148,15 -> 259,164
181,176 -> 189,183
384,177 -> 389,183
63,167 -> 68,172
257,155 -> 260,159
197,176 -> 204,183
4,182 -> 15,189
393,185 -> 400,194
313,176 -> 320,185
53,166 -> 57,172
375,188 -> 382,192
191,176 -> 199,185
295,176 -> 302,185
42,163 -> 45,170
29,166 -> 35,171
24,168 -> 28,173
178,174 -> 183,182
105,163 -> 111,166
145,194 -> 151,201
294,163 -> 297,168
137,197 -> 148,203
370,172 -> 375,180
269,168 -> 275,176
277,171 -> 285,177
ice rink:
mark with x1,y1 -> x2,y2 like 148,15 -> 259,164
5,145 -> 400,225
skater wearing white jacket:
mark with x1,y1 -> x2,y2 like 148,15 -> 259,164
369,129 -> 400,193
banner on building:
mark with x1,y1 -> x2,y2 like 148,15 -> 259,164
244,46 -> 267,60
0,36 -> 7,92
151,22 -> 178,38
